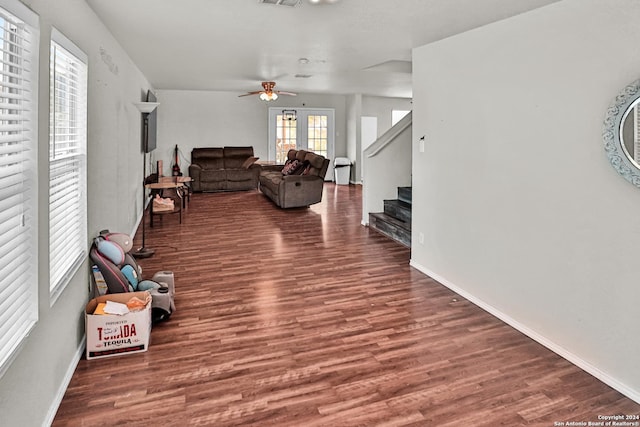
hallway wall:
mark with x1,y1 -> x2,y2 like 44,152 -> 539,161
411,0 -> 640,402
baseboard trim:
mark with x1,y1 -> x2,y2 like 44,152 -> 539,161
44,336 -> 85,427
409,259 -> 640,405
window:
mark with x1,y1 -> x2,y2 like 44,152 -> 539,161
392,109 -> 410,126
0,0 -> 39,377
306,114 -> 328,159
49,29 -> 87,301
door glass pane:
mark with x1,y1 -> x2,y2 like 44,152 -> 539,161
307,114 -> 328,158
276,114 -> 296,164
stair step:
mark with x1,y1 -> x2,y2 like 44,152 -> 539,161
384,199 -> 411,223
369,212 -> 411,247
398,187 -> 412,205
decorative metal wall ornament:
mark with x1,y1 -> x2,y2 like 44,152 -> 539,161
603,79 -> 640,187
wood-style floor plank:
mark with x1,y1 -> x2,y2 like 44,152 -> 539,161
53,184 -> 640,426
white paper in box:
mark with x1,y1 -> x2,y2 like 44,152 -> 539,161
85,291 -> 152,360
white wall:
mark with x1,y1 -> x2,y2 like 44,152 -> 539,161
361,116 -> 378,181
346,95 -> 412,183
0,1 -> 153,425
362,96 -> 413,137
411,0 -> 640,402
346,94 -> 361,183
155,90 -> 348,177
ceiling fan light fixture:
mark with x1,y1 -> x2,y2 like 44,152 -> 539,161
239,81 -> 295,100
260,92 -> 278,101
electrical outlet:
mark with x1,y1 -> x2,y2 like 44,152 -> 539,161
418,232 -> 424,245
419,140 -> 425,153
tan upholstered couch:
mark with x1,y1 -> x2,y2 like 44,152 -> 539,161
188,147 -> 260,192
259,149 -> 329,208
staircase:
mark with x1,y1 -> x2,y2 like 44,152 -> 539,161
368,186 -> 411,247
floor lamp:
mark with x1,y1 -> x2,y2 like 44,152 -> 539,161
131,100 -> 159,258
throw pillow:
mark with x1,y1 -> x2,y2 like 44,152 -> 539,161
282,159 -> 300,176
281,159 -> 292,172
241,156 -> 259,169
293,160 -> 310,175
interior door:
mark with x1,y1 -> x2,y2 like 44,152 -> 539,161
269,108 -> 335,180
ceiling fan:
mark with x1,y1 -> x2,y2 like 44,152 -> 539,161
238,81 -> 297,101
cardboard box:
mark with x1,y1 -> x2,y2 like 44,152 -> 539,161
85,291 -> 152,360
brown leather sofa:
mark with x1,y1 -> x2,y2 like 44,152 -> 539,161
188,147 -> 260,192
259,149 -> 329,208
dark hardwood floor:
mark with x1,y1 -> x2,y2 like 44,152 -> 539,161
53,184 -> 640,426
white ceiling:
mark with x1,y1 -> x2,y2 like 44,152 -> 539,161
85,0 -> 561,98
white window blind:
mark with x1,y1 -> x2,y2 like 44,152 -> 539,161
49,29 -> 87,301
0,0 -> 39,377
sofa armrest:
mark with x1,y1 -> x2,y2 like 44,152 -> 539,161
188,164 -> 203,192
260,164 -> 284,173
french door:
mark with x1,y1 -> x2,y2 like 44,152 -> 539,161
268,108 -> 335,178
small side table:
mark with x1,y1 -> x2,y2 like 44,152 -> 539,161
145,181 -> 184,227
159,176 -> 192,208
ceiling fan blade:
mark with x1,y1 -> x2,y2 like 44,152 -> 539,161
275,91 -> 297,96
238,91 -> 263,97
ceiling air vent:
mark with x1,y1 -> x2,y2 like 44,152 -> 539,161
259,0 -> 300,6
